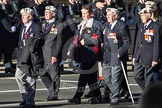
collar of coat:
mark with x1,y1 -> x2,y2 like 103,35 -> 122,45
78,18 -> 94,29
24,20 -> 33,32
46,17 -> 56,24
143,19 -> 152,28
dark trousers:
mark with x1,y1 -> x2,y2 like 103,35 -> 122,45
120,59 -> 129,95
0,31 -> 17,63
73,71 -> 101,99
153,64 -> 161,82
103,84 -> 111,97
133,63 -> 154,90
0,44 -> 14,63
103,64 -> 123,102
40,63 -> 60,97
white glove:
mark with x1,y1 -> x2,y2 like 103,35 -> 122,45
11,26 -> 16,32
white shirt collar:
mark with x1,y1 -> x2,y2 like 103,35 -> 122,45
78,18 -> 94,35
78,18 -> 94,29
24,20 -> 33,32
47,18 -> 56,24
144,20 -> 152,28
110,20 -> 117,30
85,18 -> 94,28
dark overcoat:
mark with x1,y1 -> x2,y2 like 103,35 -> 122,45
103,20 -> 131,66
133,20 -> 160,66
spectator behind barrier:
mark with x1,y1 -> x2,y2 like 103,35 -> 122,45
139,82 -> 162,108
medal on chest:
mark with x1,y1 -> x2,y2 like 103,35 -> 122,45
50,24 -> 57,34
42,23 -> 46,30
144,29 -> 154,42
107,32 -> 118,43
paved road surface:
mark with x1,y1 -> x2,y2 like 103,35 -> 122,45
0,60 -> 142,108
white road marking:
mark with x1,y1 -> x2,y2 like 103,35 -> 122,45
0,74 -> 79,80
0,99 -> 90,107
0,83 -> 138,93
0,75 -> 139,93
0,87 -> 78,93
129,84 -> 138,86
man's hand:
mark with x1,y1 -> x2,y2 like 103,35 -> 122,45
51,57 -> 57,64
67,51 -> 71,56
11,26 -> 16,32
152,61 -> 158,67
101,43 -> 103,47
132,58 -> 135,65
69,0 -> 78,4
80,39 -> 85,46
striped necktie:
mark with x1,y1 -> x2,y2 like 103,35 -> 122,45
21,26 -> 26,40
144,24 -> 147,30
46,22 -> 50,31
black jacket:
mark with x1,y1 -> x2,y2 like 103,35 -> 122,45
42,19 -> 63,64
133,20 -> 160,66
18,22 -> 43,77
103,20 -> 131,66
69,18 -> 102,64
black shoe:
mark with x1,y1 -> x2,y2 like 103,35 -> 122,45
84,92 -> 94,98
124,92 -> 130,100
22,104 -> 35,108
102,95 -> 110,102
110,101 -> 119,106
47,96 -> 58,101
12,64 -> 16,69
88,97 -> 102,104
19,101 -> 26,106
5,67 -> 15,73
68,98 -> 81,104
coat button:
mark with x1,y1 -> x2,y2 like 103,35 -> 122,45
141,45 -> 142,47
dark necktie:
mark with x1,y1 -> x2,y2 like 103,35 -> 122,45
45,22 -> 50,31
109,24 -> 112,30
21,26 -> 26,40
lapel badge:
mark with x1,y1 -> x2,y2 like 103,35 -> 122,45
30,33 -> 33,37
30,28 -> 32,32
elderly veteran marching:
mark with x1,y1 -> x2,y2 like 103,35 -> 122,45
133,7 -> 160,90
145,1 -> 162,82
102,7 -> 131,105
40,5 -> 64,101
15,7 -> 43,108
